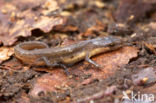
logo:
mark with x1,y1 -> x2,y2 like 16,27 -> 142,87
122,91 -> 155,102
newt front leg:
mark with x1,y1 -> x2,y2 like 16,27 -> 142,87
85,51 -> 102,68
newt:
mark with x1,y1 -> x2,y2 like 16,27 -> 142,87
14,36 -> 123,74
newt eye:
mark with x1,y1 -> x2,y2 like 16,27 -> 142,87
109,43 -> 115,46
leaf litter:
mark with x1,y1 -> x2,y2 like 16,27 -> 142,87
0,0 -> 156,102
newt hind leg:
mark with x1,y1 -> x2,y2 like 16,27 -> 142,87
41,57 -> 70,75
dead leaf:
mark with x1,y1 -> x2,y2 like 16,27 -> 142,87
2,58 -> 23,70
0,0 -> 64,46
0,0 -> 41,46
149,22 -> 156,30
0,47 -> 14,63
29,72 -> 69,98
80,46 -> 139,79
0,0 -> 108,46
32,16 -> 65,33
41,0 -> 59,16
144,42 -> 156,55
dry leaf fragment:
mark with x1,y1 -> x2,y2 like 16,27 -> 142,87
149,22 -> 156,30
29,72 -> 68,98
0,47 -> 14,64
144,42 -> 156,55
42,0 -> 59,16
32,16 -> 65,33
0,0 -> 63,46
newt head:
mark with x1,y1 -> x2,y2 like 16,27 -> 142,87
91,36 -> 123,48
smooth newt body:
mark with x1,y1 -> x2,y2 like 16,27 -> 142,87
14,36 -> 123,71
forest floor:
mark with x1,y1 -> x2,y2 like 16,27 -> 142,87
0,0 -> 156,103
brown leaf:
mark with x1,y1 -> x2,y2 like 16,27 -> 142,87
149,22 -> 156,30
81,46 -> 139,79
0,0 -> 63,46
41,0 -> 59,16
2,58 -> 23,70
0,0 -> 40,46
32,16 -> 65,33
53,16 -> 78,32
0,0 -> 108,46
0,47 -> 14,64
144,42 -> 156,55
29,72 -> 69,98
